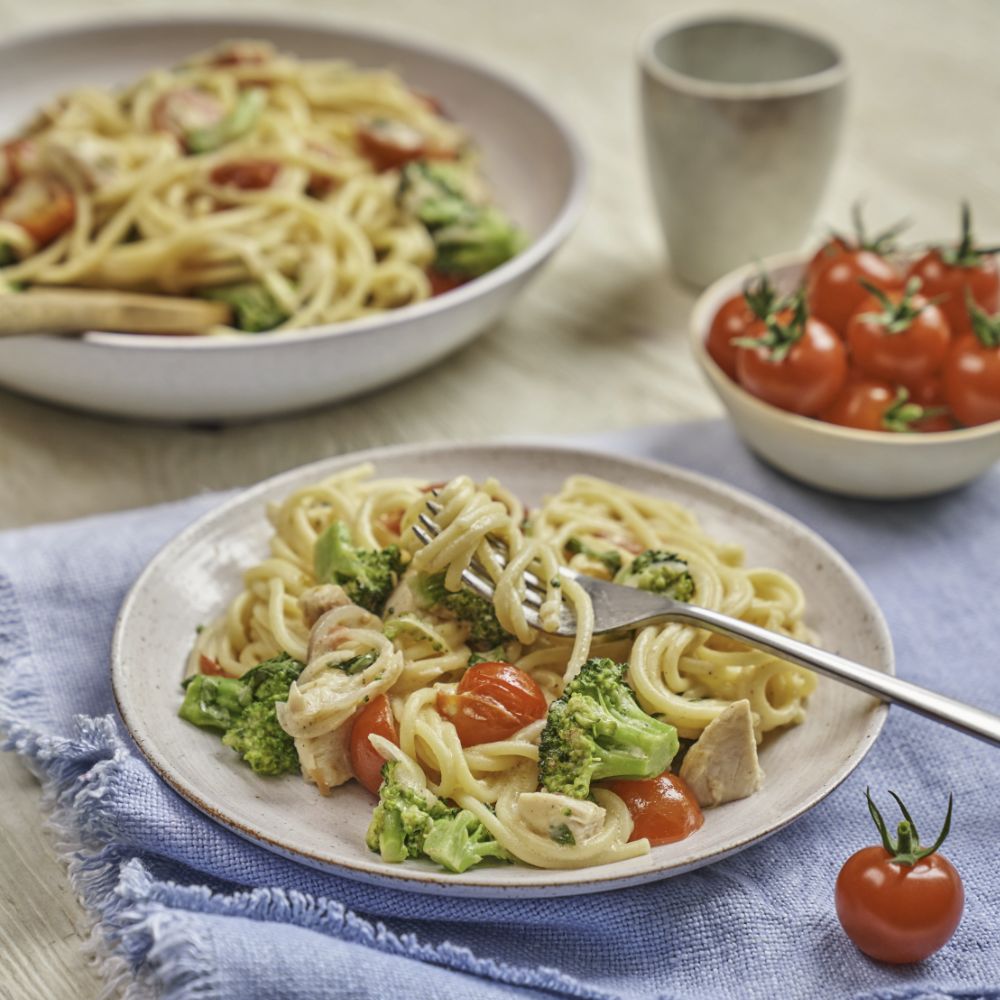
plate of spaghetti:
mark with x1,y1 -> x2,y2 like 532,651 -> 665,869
111,442 -> 892,897
0,18 -> 584,420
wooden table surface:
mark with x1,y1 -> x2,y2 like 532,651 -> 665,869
2,0 -> 999,994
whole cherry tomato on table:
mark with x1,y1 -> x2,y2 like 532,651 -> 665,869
734,295 -> 848,416
836,788 -> 963,964
437,661 -> 548,747
942,297 -> 1000,426
706,272 -> 782,381
602,772 -> 704,846
910,202 -> 1000,338
350,693 -> 400,795
845,278 -> 951,386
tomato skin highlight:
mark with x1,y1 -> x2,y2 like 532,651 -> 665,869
706,294 -> 756,380
845,291 -> 951,386
835,845 -> 964,963
942,334 -> 1000,427
910,249 -> 1000,339
735,314 -> 848,416
436,661 -> 547,747
603,773 -> 704,846
807,250 -> 905,336
350,693 -> 399,795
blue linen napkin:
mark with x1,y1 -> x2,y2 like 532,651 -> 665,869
2,419 -> 999,1000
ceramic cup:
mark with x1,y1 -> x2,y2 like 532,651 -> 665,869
638,12 -> 848,288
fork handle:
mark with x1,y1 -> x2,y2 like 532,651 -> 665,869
657,604 -> 1000,749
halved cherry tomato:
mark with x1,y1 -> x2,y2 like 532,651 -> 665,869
941,299 -> 1000,426
436,661 -> 547,747
602,773 -> 704,846
845,280 -> 951,385
198,653 -> 227,677
835,789 -> 963,964
0,174 -> 76,246
350,693 -> 399,795
426,268 -> 467,297
807,249 -> 905,336
735,303 -> 848,416
909,203 -> 1000,338
358,119 -> 430,172
209,159 -> 280,190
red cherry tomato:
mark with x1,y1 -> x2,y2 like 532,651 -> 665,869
209,159 -> 281,190
426,268 -> 467,297
819,377 -> 900,431
909,204 -> 1000,338
835,790 -> 963,964
943,334 -> 1000,427
0,174 -> 76,246
603,773 -> 704,846
806,235 -> 851,286
735,308 -> 848,416
845,284 -> 951,385
436,661 -> 547,747
707,294 -> 757,380
350,693 -> 399,795
807,250 -> 905,336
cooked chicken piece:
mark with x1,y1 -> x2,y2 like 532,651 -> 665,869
515,791 -> 606,845
679,699 -> 764,808
298,584 -> 351,630
306,603 -> 381,662
295,705 -> 362,795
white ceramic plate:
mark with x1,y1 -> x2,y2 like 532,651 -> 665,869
0,18 -> 585,422
111,442 -> 892,897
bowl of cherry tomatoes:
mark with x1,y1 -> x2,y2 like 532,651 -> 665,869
690,210 -> 1000,498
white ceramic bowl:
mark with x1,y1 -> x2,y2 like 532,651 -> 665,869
691,252 -> 1000,499
0,17 -> 586,423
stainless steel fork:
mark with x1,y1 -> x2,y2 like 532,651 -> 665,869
413,509 -> 1000,749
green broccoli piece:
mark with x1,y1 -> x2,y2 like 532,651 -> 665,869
314,521 -> 403,615
199,280 -> 289,333
432,205 -> 528,279
538,658 -> 679,799
365,760 -> 514,872
397,160 -> 528,279
564,537 -> 624,577
178,652 -> 305,776
409,571 -> 513,650
614,550 -> 695,603
186,87 -> 267,153
222,701 -> 299,775
467,645 -> 511,667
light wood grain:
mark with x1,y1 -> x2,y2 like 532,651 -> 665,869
2,0 -> 1000,995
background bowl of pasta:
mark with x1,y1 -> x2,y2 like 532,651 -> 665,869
0,17 -> 585,422
690,252 -> 1000,499
111,441 -> 892,896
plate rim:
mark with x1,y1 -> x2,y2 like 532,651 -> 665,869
111,439 -> 893,897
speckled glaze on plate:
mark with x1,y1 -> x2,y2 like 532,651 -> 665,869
0,17 -> 585,422
111,442 -> 892,897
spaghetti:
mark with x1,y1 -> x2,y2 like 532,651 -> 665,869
0,40 -> 526,332
188,465 -> 818,870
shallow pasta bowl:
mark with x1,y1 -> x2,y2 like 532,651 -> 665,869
111,440 -> 892,898
690,252 -> 1000,499
0,16 -> 585,422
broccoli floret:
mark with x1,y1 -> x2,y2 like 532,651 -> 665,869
467,645 -> 511,667
186,87 -> 267,153
199,280 -> 289,332
614,550 -> 695,603
365,760 -> 514,872
222,701 -> 299,775
538,658 -> 679,799
409,571 -> 513,650
564,537 -> 624,577
178,652 -> 304,776
432,205 -> 528,279
423,807 -> 516,873
314,521 -> 403,614
397,160 -> 527,279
